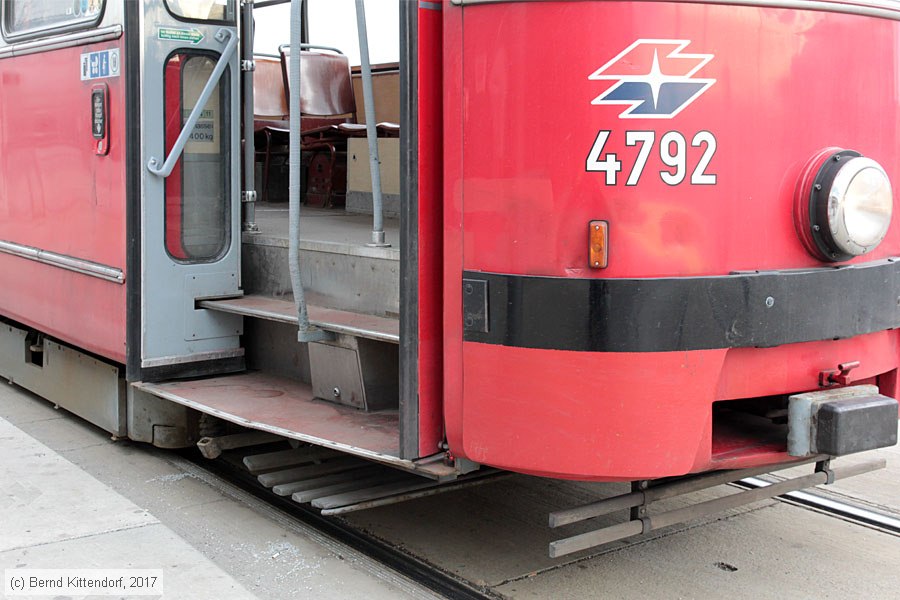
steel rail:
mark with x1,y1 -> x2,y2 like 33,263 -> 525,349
735,476 -> 900,535
182,451 -> 501,600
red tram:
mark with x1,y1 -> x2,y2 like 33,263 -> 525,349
0,0 -> 897,554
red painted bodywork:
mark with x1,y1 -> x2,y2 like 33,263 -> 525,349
165,55 -> 189,260
415,5 -> 445,457
0,40 -> 127,363
443,1 -> 900,480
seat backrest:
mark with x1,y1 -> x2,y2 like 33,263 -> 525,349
280,48 -> 356,119
253,55 -> 289,120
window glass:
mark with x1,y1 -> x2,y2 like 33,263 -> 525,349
166,0 -> 234,22
253,0 -> 399,65
308,0 -> 399,65
5,0 -> 104,36
164,53 -> 230,262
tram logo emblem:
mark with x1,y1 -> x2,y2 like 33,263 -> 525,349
589,40 -> 716,119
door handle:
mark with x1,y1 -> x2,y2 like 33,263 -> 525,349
147,28 -> 237,178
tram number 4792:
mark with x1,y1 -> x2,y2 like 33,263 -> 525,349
586,130 -> 717,186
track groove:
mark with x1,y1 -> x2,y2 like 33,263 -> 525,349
735,477 -> 900,535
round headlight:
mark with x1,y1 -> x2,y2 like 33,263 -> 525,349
808,150 -> 893,262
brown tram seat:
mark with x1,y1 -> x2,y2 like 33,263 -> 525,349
281,47 -> 357,131
254,54 -> 290,202
258,48 -> 357,204
253,55 -> 289,131
256,47 -> 400,205
279,46 -> 401,137
278,48 -> 356,207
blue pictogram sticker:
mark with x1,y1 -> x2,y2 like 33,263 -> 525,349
81,48 -> 120,81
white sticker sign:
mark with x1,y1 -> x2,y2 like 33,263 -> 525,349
190,121 -> 215,143
80,48 -> 120,81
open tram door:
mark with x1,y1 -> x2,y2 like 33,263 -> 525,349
127,0 -> 452,471
130,0 -> 243,381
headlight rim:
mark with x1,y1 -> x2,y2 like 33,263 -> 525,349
804,149 -> 892,263
808,149 -> 863,263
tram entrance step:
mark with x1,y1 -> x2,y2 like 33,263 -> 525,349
241,205 -> 400,318
199,295 -> 399,344
134,372 -> 452,478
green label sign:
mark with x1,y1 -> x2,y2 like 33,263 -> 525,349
157,27 -> 204,45
183,109 -> 214,119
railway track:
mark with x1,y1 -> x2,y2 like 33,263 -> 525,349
735,476 -> 900,536
169,443 -> 899,600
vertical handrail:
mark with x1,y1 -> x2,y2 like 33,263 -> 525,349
147,28 -> 237,177
241,0 -> 259,232
289,0 -> 330,343
354,0 -> 389,247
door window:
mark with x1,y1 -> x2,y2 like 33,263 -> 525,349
164,52 -> 231,262
166,0 -> 234,22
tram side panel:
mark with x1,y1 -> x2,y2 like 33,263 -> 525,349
0,31 -> 127,363
444,1 -> 900,480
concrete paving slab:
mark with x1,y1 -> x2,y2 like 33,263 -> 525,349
0,410 -> 258,599
69,443 -> 238,512
44,442 -> 428,599
0,383 -> 432,600
493,501 -> 900,599
6,405 -> 112,453
0,418 -> 156,552
1,525 -> 258,600
166,497 -> 416,599
0,381 -> 61,425
342,474 -> 771,587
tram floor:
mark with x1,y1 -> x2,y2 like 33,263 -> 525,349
247,203 -> 401,251
1,380 -> 898,599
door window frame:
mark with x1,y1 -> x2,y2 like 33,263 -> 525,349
163,47 -> 233,264
163,0 -> 236,25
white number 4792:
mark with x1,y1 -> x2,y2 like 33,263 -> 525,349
586,130 -> 717,186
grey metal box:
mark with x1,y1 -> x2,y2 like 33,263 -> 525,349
816,396 -> 898,456
789,384 -> 898,457
0,322 -> 125,436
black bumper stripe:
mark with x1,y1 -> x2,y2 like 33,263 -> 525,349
462,259 -> 900,352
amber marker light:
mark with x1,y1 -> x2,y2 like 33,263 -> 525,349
589,220 -> 609,269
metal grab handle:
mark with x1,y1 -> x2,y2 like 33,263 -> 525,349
147,28 -> 237,177
277,43 -> 345,55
